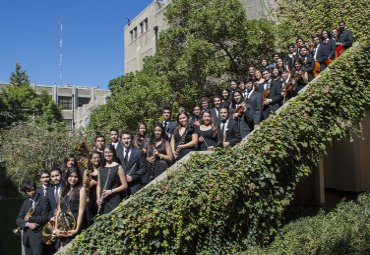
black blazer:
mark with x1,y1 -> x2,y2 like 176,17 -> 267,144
115,141 -> 124,164
119,147 -> 147,195
209,108 -> 221,126
245,91 -> 263,126
162,121 -> 177,140
301,54 -> 315,81
46,184 -> 63,219
338,29 -> 353,49
218,118 -> 241,147
16,194 -> 50,246
314,43 -> 329,63
264,79 -> 283,119
36,185 -> 50,197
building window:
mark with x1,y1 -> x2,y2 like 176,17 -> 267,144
140,22 -> 144,34
78,97 -> 90,107
58,96 -> 72,110
134,27 -> 138,39
144,18 -> 148,32
130,30 -> 134,42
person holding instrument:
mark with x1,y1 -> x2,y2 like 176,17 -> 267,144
54,168 -> 86,248
171,112 -> 198,160
144,123 -> 173,185
96,145 -> 128,214
15,180 -> 50,255
197,110 -> 222,151
83,151 -> 101,226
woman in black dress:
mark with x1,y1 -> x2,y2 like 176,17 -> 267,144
61,153 -> 80,181
96,144 -> 127,214
170,112 -> 198,160
144,123 -> 173,184
221,88 -> 231,108
134,122 -> 149,154
55,168 -> 86,247
83,151 -> 100,226
197,110 -> 222,151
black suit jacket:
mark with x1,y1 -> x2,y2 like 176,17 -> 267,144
162,121 -> 177,140
36,185 -> 50,197
16,194 -> 50,246
301,54 -> 315,81
115,141 -> 124,164
245,91 -> 263,126
119,147 -> 147,195
338,29 -> 353,49
264,79 -> 283,119
219,118 -> 241,147
210,108 -> 221,126
46,184 -> 63,219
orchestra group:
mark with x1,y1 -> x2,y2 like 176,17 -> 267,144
15,20 -> 353,255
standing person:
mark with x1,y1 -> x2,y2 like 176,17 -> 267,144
36,170 -> 50,197
170,112 -> 198,160
46,168 -> 63,220
54,168 -> 86,248
295,37 -> 304,59
221,88 -> 231,108
281,69 -> 297,103
83,151 -> 101,226
336,20 -> 353,51
210,95 -> 222,126
263,68 -> 283,119
248,66 -> 256,80
133,122 -> 149,154
299,45 -> 315,82
118,131 -> 146,196
254,70 -> 265,89
189,105 -> 202,127
218,106 -> 241,148
144,123 -> 173,184
197,110 -> 222,151
321,30 -> 336,61
61,153 -> 80,180
109,128 -> 121,150
313,34 -> 329,72
200,97 -> 210,113
228,80 -> 238,102
161,107 -> 177,140
260,58 -> 269,70
16,180 -> 50,255
93,135 -> 105,154
96,145 -> 128,214
284,44 -> 297,71
292,59 -> 309,92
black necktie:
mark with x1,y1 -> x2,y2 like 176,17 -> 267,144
124,149 -> 129,166
54,186 -> 58,202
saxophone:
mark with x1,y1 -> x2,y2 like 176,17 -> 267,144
13,201 -> 38,235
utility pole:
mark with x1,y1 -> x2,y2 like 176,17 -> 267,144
59,16 -> 63,86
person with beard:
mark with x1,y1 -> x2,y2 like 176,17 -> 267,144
190,105 -> 202,127
16,181 -> 50,255
336,20 -> 353,51
299,45 -> 315,82
36,170 -> 51,197
263,68 -> 283,119
118,130 -> 146,196
228,80 -> 238,102
46,167 -> 63,221
219,106 -> 241,148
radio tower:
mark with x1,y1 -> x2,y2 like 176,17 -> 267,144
59,16 -> 63,86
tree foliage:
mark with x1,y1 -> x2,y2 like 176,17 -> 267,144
68,42 -> 370,254
0,63 -> 64,129
89,0 -> 276,132
276,0 -> 370,46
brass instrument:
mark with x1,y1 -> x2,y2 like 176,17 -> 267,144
74,140 -> 92,170
13,201 -> 38,235
56,198 -> 77,234
42,210 -> 57,245
97,168 -> 112,215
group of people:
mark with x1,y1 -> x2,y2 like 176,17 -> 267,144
15,20 -> 353,255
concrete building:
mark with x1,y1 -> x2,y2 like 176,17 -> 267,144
0,82 -> 110,129
124,0 -> 276,74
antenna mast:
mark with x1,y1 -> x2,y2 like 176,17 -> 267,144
59,16 -> 63,86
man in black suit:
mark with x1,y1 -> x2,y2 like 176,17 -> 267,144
118,130 -> 147,196
161,107 -> 176,140
337,20 -> 353,50
299,45 -> 315,82
313,34 -> 329,71
36,170 -> 50,197
210,95 -> 222,126
189,105 -> 201,127
263,75 -> 283,120
16,180 -> 50,255
46,167 -> 63,220
219,106 -> 241,147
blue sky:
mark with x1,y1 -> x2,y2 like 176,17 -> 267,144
0,0 -> 152,89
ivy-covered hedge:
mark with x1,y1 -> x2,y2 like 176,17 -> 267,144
241,193 -> 370,255
66,43 -> 370,254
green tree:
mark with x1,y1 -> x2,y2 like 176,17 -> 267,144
10,62 -> 30,86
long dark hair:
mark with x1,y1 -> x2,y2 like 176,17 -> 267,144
101,144 -> 118,166
174,111 -> 189,134
200,110 -> 219,137
61,167 -> 82,199
88,150 -> 102,171
149,122 -> 166,145
231,90 -> 243,107
134,122 -> 148,149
